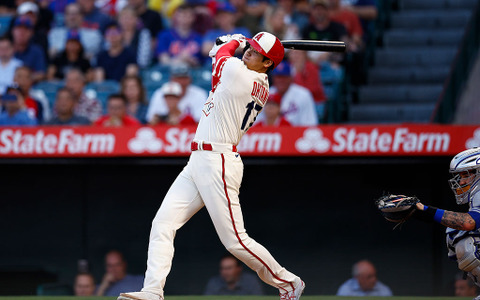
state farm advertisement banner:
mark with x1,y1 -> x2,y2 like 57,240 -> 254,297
0,125 -> 479,158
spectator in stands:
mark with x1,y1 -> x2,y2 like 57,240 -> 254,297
269,0 -> 309,34
156,4 -> 204,67
128,0 -> 164,44
77,0 -> 111,32
336,259 -> 393,296
15,1 -> 49,57
94,22 -> 138,82
0,35 -> 22,95
74,272 -> 96,296
13,66 -> 44,123
12,16 -> 47,82
341,0 -> 377,43
288,49 -> 327,122
255,93 -> 291,127
146,0 -> 181,22
48,29 -> 92,81
120,75 -> 148,124
204,253 -> 264,295
118,6 -> 152,69
149,81 -> 196,126
0,85 -> 37,126
48,3 -> 103,60
17,0 -> 54,34
270,61 -> 318,126
94,94 -> 140,127
45,87 -> 91,125
190,1 -> 214,36
263,5 -> 300,41
302,0 -> 348,66
329,0 -> 364,51
201,2 -> 250,58
146,63 -> 207,123
96,250 -> 144,296
65,68 -> 102,122
454,273 -> 478,297
230,0 -> 265,35
14,65 -> 51,121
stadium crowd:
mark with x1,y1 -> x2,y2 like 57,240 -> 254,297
0,0 -> 377,127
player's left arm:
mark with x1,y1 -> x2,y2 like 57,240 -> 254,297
415,202 -> 478,231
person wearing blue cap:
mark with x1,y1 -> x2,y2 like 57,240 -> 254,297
48,29 -> 92,80
0,85 -> 37,126
269,61 -> 318,126
12,16 -> 47,82
201,2 -> 251,59
47,3 -> 102,61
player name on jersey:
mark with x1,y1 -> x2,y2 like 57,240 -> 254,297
251,81 -> 269,105
0,125 -> 478,157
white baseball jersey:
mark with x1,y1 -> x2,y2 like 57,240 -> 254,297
146,84 -> 208,122
270,83 -> 318,126
140,39 -> 301,300
194,52 -> 269,145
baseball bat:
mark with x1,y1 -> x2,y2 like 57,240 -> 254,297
281,40 -> 346,53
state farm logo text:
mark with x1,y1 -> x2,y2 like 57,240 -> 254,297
296,127 -> 450,153
0,129 -> 115,154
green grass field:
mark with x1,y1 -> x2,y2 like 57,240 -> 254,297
0,297 -> 472,300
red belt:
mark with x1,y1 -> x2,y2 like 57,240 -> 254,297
191,141 -> 237,152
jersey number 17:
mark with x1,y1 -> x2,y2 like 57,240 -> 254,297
241,100 -> 262,131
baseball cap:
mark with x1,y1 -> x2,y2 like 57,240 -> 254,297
246,32 -> 284,69
67,29 -> 81,41
1,94 -> 18,101
161,82 -> 182,97
170,64 -> 191,77
271,61 -> 291,76
267,93 -> 282,105
17,2 -> 39,15
14,16 -> 33,29
216,2 -> 236,14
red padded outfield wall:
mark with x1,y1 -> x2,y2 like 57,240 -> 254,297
0,125 -> 478,157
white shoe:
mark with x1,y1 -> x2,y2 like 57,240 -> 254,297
279,279 -> 305,300
117,291 -> 162,300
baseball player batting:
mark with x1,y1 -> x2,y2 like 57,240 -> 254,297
118,32 -> 305,300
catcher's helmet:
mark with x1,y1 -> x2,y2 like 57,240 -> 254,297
247,32 -> 284,69
449,147 -> 480,204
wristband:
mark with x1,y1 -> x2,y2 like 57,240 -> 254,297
414,205 -> 440,223
434,209 -> 445,223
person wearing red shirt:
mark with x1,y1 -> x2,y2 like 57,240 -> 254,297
328,0 -> 364,52
149,81 -> 196,126
94,94 -> 140,127
255,93 -> 291,127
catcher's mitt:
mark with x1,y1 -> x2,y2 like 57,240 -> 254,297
375,194 -> 420,224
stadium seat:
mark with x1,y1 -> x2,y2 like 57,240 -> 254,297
85,80 -> 120,93
191,68 -> 212,91
142,65 -> 170,87
84,89 -> 111,113
34,81 -> 64,93
52,13 -> 65,28
0,16 -> 12,37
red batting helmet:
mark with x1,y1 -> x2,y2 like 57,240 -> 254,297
247,32 -> 284,69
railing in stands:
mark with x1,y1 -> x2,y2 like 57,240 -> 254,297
431,1 -> 480,123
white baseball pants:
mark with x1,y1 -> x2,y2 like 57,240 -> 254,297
141,147 -> 299,298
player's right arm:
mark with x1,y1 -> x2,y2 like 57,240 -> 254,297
415,202 -> 477,231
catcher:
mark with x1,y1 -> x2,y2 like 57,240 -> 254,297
377,147 -> 480,297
